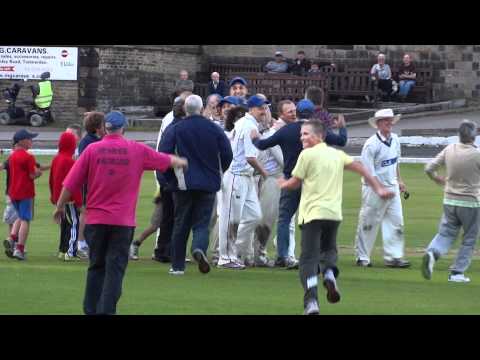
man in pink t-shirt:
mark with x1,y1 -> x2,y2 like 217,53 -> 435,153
54,111 -> 187,315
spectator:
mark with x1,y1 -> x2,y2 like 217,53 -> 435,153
129,97 -> 187,261
308,62 -> 321,74
49,132 -> 83,262
1,153 -> 19,255
370,53 -> 394,101
77,111 -> 106,259
353,109 -> 410,268
160,95 -> 233,275
6,130 -> 43,261
278,120 -> 393,315
423,120 -> 480,283
218,96 -> 241,129
174,70 -> 194,96
289,50 -> 311,76
397,54 -> 417,101
152,91 -> 192,262
305,86 -> 347,134
208,72 -> 227,97
203,94 -> 222,122
264,51 -> 289,74
54,111 -> 187,315
228,77 -> 249,108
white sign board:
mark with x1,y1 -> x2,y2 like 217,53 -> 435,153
0,46 -> 78,80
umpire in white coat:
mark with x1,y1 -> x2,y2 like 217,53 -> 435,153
354,109 -> 410,268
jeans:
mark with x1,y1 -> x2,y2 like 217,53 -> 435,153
398,80 -> 415,97
171,190 -> 216,271
83,224 -> 134,315
277,187 -> 301,259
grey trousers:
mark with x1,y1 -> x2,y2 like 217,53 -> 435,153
299,220 -> 340,307
428,204 -> 480,274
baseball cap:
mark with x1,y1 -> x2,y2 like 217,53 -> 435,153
219,96 -> 241,107
13,129 -> 38,144
247,95 -> 270,108
229,76 -> 248,88
105,111 -> 127,130
296,99 -> 315,113
275,51 -> 283,57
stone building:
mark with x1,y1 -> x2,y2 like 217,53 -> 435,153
1,45 -> 479,124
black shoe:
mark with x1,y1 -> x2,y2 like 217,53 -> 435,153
385,258 -> 411,268
152,255 -> 171,263
323,278 -> 341,304
356,259 -> 372,267
274,257 -> 288,267
4,239 -> 14,258
192,249 -> 210,274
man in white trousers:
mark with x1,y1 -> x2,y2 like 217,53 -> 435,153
217,95 -> 268,269
354,109 -> 410,268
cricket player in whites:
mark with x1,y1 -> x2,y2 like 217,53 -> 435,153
217,95 -> 269,269
354,109 -> 411,268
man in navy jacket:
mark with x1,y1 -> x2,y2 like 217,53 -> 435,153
208,72 -> 227,97
160,95 -> 233,275
251,99 -> 347,268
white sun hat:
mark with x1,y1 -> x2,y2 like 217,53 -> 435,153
368,108 -> 401,128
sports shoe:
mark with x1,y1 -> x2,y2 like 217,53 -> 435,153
286,257 -> 299,270
4,239 -> 14,258
421,251 -> 435,280
217,261 -> 246,270
385,258 -> 411,268
323,278 -> 341,304
57,251 -> 65,260
168,268 -> 185,276
77,248 -> 89,259
254,256 -> 275,268
356,259 -> 372,267
274,257 -> 288,268
64,253 -> 81,262
303,300 -> 320,315
152,254 -> 171,263
448,273 -> 471,283
243,258 -> 255,268
192,249 -> 210,274
13,249 -> 25,261
129,242 -> 140,260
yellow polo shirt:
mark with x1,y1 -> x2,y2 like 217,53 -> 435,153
292,142 -> 353,224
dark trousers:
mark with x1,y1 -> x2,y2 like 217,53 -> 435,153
171,190 -> 216,271
83,224 -> 134,315
276,187 -> 301,259
299,220 -> 340,306
59,203 -> 79,256
154,188 -> 174,260
377,79 -> 393,98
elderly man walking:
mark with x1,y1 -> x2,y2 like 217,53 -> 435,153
422,120 -> 480,283
160,95 -> 233,275
54,111 -> 187,315
354,109 -> 410,268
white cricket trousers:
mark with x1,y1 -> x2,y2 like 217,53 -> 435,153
354,185 -> 405,262
218,171 -> 262,265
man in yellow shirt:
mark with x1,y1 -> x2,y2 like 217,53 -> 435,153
279,120 -> 394,315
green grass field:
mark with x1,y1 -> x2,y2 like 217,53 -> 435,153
0,156 -> 479,315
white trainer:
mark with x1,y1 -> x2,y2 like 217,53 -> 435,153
421,251 -> 435,280
168,268 -> 185,275
129,243 -> 139,260
448,273 -> 471,283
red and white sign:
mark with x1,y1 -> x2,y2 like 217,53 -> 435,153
0,46 -> 78,80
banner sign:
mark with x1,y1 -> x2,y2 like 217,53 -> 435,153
0,46 -> 78,80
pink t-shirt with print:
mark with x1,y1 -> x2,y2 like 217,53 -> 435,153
63,133 -> 172,227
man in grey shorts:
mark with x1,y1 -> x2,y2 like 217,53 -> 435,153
422,120 -> 480,283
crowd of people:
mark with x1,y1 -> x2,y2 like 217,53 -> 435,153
0,67 -> 477,315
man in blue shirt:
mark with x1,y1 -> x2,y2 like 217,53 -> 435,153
251,99 -> 348,268
160,95 -> 233,275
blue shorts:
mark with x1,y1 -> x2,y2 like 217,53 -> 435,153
12,198 -> 33,221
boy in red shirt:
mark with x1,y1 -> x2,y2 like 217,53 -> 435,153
49,132 -> 83,261
8,130 -> 42,260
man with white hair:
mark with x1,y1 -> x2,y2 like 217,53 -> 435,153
53,111 -> 187,314
422,120 -> 480,283
354,109 -> 410,268
160,95 -> 233,275
208,72 -> 227,97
